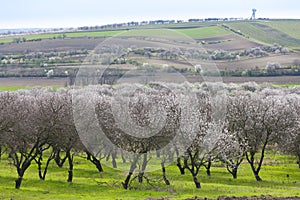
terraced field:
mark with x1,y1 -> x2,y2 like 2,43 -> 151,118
225,21 -> 300,49
259,20 -> 300,40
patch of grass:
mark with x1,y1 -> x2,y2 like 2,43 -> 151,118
0,86 -> 27,91
0,153 -> 299,199
274,83 -> 300,88
0,38 -> 14,43
175,26 -> 230,38
0,86 -> 64,91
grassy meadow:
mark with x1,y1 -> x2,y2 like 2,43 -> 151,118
176,26 -> 230,38
225,21 -> 300,49
0,152 -> 299,200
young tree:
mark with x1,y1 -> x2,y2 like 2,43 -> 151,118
216,130 -> 246,179
93,83 -> 181,189
228,90 -> 294,181
278,94 -> 300,168
5,90 -> 52,189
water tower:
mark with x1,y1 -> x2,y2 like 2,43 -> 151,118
251,9 -> 257,20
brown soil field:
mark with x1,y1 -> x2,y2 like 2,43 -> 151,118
0,77 -> 67,87
201,34 -> 260,51
214,53 -> 300,70
0,36 -> 199,55
221,76 -> 300,84
184,75 -> 300,84
0,37 -> 107,54
1,75 -> 299,87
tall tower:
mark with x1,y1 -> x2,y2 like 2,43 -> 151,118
251,9 -> 257,20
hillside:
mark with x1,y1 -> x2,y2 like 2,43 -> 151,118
0,19 -> 300,86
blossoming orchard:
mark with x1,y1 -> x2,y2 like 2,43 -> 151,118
0,82 -> 299,189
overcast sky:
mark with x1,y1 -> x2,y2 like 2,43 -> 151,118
1,0 -> 299,29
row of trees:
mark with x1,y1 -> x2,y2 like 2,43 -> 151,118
0,82 -> 299,189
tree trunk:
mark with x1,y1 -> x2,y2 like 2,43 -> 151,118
54,149 -> 67,168
177,157 -> 185,175
122,155 -> 139,189
37,157 -> 43,180
121,150 -> 126,163
15,176 -> 23,189
86,152 -> 103,173
138,154 -> 147,183
41,155 -> 54,180
232,167 -> 237,179
161,162 -> 170,185
93,159 -> 103,173
246,151 -> 264,182
67,151 -> 73,183
205,161 -> 211,176
14,159 -> 31,189
193,175 -> 201,189
111,150 -> 117,169
204,157 -> 212,176
254,172 -> 262,182
122,172 -> 133,189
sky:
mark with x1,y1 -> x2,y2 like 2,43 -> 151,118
1,0 -> 299,29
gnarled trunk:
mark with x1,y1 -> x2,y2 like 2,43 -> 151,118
138,154 -> 148,183
161,162 -> 170,185
54,149 -> 67,168
86,151 -> 103,173
193,175 -> 201,189
177,157 -> 185,175
122,155 -> 140,189
122,171 -> 133,189
254,172 -> 262,182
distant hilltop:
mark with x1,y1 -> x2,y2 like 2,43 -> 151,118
0,17 -> 285,36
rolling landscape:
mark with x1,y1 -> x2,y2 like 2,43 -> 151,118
1,19 -> 300,88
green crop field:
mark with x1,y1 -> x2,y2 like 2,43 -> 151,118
175,26 -> 230,38
0,30 -> 127,43
0,86 -> 27,91
66,30 -> 127,38
0,153 -> 299,200
0,25 -> 232,44
225,21 -> 300,48
259,20 -> 300,40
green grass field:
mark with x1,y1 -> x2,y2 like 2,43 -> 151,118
0,25 -> 230,44
2,20 -> 300,47
259,20 -> 300,40
0,153 -> 299,200
225,21 -> 300,48
0,30 -> 126,43
0,86 -> 27,91
176,26 -> 230,38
